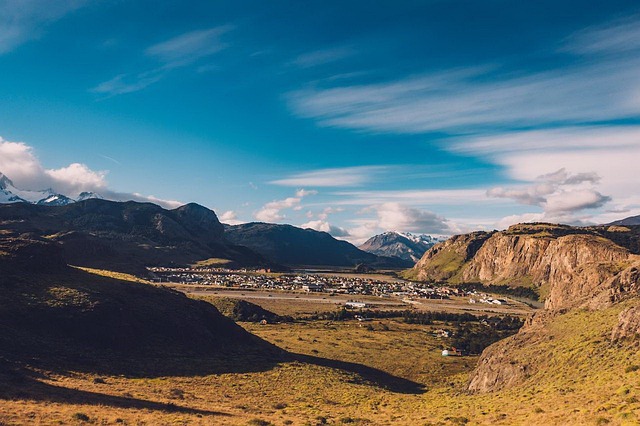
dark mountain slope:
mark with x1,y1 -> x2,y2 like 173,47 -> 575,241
0,199 -> 266,273
224,222 -> 411,268
610,214 -> 640,226
0,235 -> 281,376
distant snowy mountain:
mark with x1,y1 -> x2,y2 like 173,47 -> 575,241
77,191 -> 103,202
0,172 -> 100,206
358,231 -> 444,263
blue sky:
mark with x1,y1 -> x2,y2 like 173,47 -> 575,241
1,0 -> 639,243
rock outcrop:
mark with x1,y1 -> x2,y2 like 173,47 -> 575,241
409,223 -> 640,310
406,231 -> 493,282
611,305 -> 640,341
408,222 -> 640,393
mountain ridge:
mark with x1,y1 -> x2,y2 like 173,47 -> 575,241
0,199 -> 268,273
359,231 -> 441,263
406,221 -> 640,393
225,222 -> 412,268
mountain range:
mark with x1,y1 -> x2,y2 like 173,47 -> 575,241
610,214 -> 640,226
224,222 -> 411,268
0,199 -> 408,272
358,231 -> 442,263
0,172 -> 101,206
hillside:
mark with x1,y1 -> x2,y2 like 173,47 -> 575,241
358,231 -> 439,263
0,235 -> 281,376
405,221 -> 640,398
0,199 -> 267,273
224,222 -> 412,268
610,214 -> 640,226
406,223 -> 640,305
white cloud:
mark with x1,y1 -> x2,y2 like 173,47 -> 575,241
373,202 -> 451,234
219,210 -> 244,225
254,189 -> 320,223
456,127 -> 640,224
0,0 -> 86,54
300,220 -> 350,237
295,188 -> 318,197
45,162 -> 108,193
271,166 -> 388,187
487,168 -> 610,214
343,202 -> 452,245
318,206 -> 343,220
0,137 -> 182,209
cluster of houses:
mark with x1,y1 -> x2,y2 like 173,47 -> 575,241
147,267 -> 415,296
469,296 -> 508,305
146,267 -> 507,306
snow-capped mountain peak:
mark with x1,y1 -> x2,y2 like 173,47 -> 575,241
0,171 -> 102,206
77,191 -> 103,201
359,231 -> 445,264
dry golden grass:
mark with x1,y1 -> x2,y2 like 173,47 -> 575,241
72,266 -> 154,285
1,297 -> 639,425
190,257 -> 233,267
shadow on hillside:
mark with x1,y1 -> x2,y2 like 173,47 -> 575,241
291,353 -> 426,395
0,365 -> 230,417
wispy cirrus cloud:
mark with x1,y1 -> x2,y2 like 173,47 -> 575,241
290,46 -> 355,68
287,57 -> 640,134
270,165 -> 388,187
333,188 -> 492,206
561,14 -> 640,56
287,15 -> 640,135
0,0 -> 86,54
145,25 -> 233,68
92,25 -> 232,96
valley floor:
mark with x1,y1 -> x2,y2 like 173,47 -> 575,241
1,299 -> 639,425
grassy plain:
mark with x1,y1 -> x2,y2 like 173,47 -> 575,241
1,283 -> 639,425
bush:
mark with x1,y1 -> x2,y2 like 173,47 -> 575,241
72,412 -> 90,422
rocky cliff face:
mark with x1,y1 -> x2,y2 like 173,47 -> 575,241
408,222 -> 640,393
407,231 -> 493,282
410,223 -> 640,310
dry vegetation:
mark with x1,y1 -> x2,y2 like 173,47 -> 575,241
1,288 -> 639,425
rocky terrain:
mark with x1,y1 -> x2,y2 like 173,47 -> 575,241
407,221 -> 640,394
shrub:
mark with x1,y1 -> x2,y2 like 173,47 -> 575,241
72,412 -> 90,422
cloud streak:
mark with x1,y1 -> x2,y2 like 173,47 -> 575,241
0,0 -> 86,54
290,46 -> 355,68
288,58 -> 640,134
270,166 -> 388,187
92,25 -> 232,96
288,16 -> 640,135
